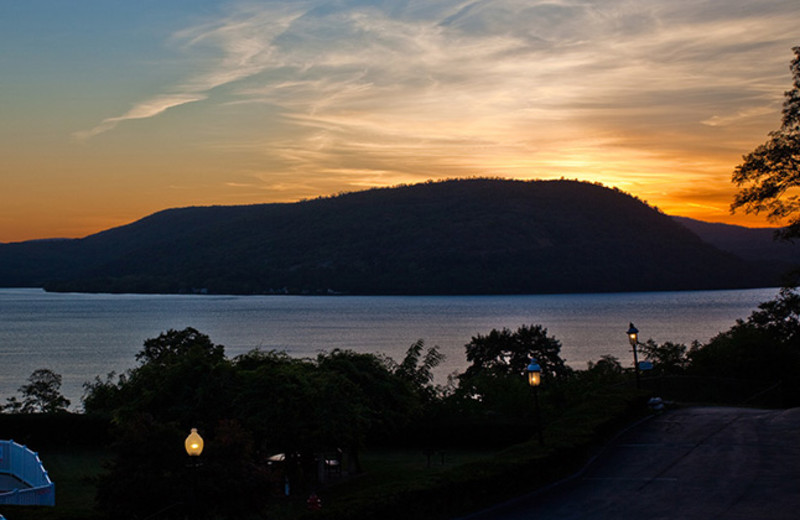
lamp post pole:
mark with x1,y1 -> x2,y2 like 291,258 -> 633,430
526,358 -> 543,445
627,323 -> 641,390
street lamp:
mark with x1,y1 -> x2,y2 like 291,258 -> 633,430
627,323 -> 641,389
527,358 -> 542,388
526,358 -> 544,445
184,428 -> 204,515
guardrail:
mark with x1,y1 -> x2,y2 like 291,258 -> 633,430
0,440 -> 55,506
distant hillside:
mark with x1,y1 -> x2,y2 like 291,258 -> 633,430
0,179 -> 786,295
672,216 -> 798,266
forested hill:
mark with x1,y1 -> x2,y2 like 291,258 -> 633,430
672,216 -> 798,271
0,179 -> 784,295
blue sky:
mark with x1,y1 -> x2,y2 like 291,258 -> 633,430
1,0 -> 799,241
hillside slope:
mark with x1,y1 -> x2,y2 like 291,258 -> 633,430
673,216 -> 798,272
0,179 -> 779,295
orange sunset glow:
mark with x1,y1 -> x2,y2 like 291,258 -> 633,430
2,1 -> 798,243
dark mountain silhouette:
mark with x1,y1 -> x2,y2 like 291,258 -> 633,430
0,179 -> 787,295
672,216 -> 797,267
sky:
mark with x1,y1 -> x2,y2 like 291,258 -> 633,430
1,0 -> 799,243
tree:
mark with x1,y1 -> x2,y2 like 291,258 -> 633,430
86,329 -> 254,519
585,355 -> 625,379
85,329 -> 431,518
638,340 -> 690,375
137,327 -> 225,367
732,47 -> 800,240
4,368 -> 70,413
687,287 -> 800,405
392,339 -> 446,401
454,325 -> 572,418
232,350 -> 369,452
462,324 -> 572,381
746,285 -> 800,341
316,349 -> 420,440
84,328 -> 233,425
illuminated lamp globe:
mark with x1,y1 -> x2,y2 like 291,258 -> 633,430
185,428 -> 204,457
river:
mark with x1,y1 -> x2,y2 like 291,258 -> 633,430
0,287 -> 779,408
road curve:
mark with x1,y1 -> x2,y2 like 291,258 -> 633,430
461,406 -> 800,520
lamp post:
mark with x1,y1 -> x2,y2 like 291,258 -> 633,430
627,323 -> 641,389
526,358 -> 544,445
185,428 -> 204,516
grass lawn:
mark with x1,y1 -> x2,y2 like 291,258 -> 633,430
2,445 -> 498,520
329,448 -> 500,496
262,448 -> 502,520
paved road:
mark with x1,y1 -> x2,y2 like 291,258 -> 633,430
462,407 -> 800,520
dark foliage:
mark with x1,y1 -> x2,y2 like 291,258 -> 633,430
3,368 -> 71,414
84,330 -> 267,519
462,324 -> 572,381
0,179 -> 779,295
391,339 -> 446,402
638,340 -> 690,376
732,47 -> 800,240
83,328 -> 433,519
684,287 -> 800,406
231,351 -> 369,456
316,349 -> 420,443
137,327 -> 226,366
451,324 -> 573,421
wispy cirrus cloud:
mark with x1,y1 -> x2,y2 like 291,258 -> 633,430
73,0 -> 799,219
74,93 -> 208,140
73,4 -> 305,140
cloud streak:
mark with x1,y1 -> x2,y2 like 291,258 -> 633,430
74,4 -> 306,140
74,93 -> 208,140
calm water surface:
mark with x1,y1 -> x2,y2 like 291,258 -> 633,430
0,287 -> 780,408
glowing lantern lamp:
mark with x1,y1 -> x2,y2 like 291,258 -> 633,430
185,428 -> 204,457
627,323 -> 639,347
527,359 -> 542,387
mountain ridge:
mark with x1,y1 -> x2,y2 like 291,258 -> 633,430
0,178 -> 792,295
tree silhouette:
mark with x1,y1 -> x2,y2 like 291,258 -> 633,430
732,46 -> 800,240
4,368 -> 70,413
462,324 -> 572,381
